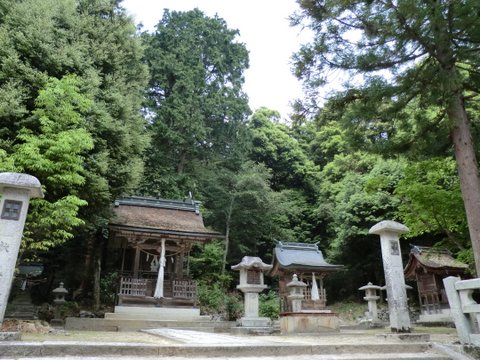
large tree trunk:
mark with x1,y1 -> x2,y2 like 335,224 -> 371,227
449,94 -> 480,276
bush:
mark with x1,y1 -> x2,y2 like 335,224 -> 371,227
197,281 -> 243,320
100,272 -> 118,306
259,290 -> 280,319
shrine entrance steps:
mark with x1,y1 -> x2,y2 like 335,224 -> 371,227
0,328 -> 456,359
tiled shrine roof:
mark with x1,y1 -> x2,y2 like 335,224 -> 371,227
270,241 -> 343,275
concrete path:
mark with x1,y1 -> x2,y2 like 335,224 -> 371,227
142,328 -> 277,344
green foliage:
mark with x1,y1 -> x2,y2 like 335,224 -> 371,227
199,161 -> 289,266
0,76 -> 93,252
141,8 -> 250,198
100,272 -> 119,306
190,241 -> 232,287
196,281 -> 243,320
395,158 -> 470,260
293,0 -> 480,273
0,0 -> 148,284
317,153 -> 405,299
248,107 -> 320,193
259,290 -> 280,320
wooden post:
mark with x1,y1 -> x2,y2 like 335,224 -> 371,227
133,244 -> 140,278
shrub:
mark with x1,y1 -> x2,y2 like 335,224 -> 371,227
197,281 -> 243,320
259,290 -> 280,319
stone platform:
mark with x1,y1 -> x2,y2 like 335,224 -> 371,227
105,305 -> 207,321
280,311 -> 339,334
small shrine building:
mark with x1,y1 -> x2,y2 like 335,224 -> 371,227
404,245 -> 469,316
108,196 -> 221,307
269,241 -> 343,312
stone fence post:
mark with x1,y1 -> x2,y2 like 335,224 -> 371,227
443,276 -> 480,346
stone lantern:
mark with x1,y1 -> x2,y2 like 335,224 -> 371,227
286,274 -> 307,312
52,282 -> 68,305
50,282 -> 68,327
359,282 -> 381,321
231,256 -> 272,328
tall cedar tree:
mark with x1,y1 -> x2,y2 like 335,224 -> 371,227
141,9 -> 250,198
293,0 -> 480,274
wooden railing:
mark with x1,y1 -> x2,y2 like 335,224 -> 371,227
172,279 -> 196,300
119,276 -> 147,296
118,276 -> 196,301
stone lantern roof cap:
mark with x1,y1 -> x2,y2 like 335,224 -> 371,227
286,274 -> 307,288
369,220 -> 409,235
52,282 -> 68,294
231,256 -> 273,271
358,282 -> 382,291
0,172 -> 43,198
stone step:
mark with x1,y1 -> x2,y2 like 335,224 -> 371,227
0,342 -> 452,359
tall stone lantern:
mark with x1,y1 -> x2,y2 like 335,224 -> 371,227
231,256 -> 272,327
0,172 -> 43,324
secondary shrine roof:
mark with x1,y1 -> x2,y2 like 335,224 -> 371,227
404,245 -> 469,278
109,196 -> 222,242
270,241 -> 343,275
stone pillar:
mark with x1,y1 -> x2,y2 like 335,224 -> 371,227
0,172 -> 43,324
369,220 -> 411,332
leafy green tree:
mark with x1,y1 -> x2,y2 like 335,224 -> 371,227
1,75 -> 93,253
293,0 -> 480,274
141,9 -> 250,198
248,107 -> 320,194
0,0 -> 148,304
317,152 -> 404,298
395,157 -> 471,264
199,161 -> 280,269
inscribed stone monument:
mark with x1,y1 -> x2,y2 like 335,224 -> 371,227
369,220 -> 411,332
0,172 -> 43,324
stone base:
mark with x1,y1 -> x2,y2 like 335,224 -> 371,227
105,306 -> 205,321
0,332 -> 21,341
417,310 -> 453,325
280,312 -> 339,334
238,317 -> 271,328
230,326 -> 274,335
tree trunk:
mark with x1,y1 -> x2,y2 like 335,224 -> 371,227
449,94 -> 480,276
93,254 -> 101,311
222,196 -> 234,273
73,235 -> 94,299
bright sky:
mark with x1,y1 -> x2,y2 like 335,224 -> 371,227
122,0 -> 311,120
